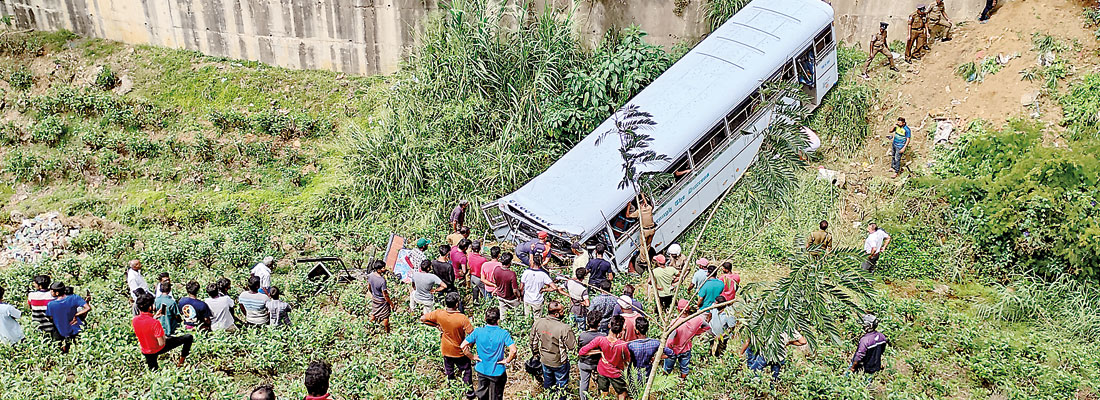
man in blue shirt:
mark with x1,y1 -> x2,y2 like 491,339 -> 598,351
461,308 -> 517,400
585,243 -> 614,288
44,282 -> 91,353
891,117 -> 911,178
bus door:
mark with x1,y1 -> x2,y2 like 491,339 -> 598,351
811,26 -> 839,105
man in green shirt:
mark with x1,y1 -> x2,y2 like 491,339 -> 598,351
806,220 -> 833,257
696,264 -> 725,309
651,255 -> 679,312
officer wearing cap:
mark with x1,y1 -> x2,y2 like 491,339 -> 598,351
926,0 -> 953,42
906,5 -> 931,63
863,22 -> 899,78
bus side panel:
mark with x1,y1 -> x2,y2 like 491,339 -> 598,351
646,111 -> 772,253
814,47 -> 839,105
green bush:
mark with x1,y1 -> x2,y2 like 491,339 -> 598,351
808,79 -> 876,156
0,121 -> 22,144
3,150 -> 59,182
69,230 -> 108,253
1060,73 -> 1100,140
30,115 -> 65,146
209,109 -> 249,131
6,66 -> 33,90
93,66 -> 120,90
122,133 -> 163,159
876,233 -> 936,279
932,120 -> 1100,279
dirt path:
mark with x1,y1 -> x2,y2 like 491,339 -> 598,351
829,0 -> 1099,224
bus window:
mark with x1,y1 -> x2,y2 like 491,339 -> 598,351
690,123 -> 724,166
726,90 -> 762,133
796,46 -> 815,86
813,26 -> 834,58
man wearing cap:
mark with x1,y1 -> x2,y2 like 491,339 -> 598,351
850,314 -> 889,376
926,0 -> 953,42
863,22 -> 899,78
570,243 -> 590,274
450,200 -> 469,232
516,231 -> 551,267
44,282 -> 91,353
688,258 -> 710,293
251,256 -> 274,295
651,255 -> 679,311
665,244 -> 685,271
616,296 -> 640,342
408,239 -> 431,273
906,5 -> 931,63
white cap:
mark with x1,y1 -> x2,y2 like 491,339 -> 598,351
667,244 -> 682,256
617,295 -> 634,310
262,256 -> 275,266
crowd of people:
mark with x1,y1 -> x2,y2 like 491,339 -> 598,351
0,198 -> 895,399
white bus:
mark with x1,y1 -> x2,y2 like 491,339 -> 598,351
482,0 -> 838,270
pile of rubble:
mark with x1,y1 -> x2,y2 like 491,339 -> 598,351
1,212 -> 80,267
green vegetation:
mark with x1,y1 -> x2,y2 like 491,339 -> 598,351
703,0 -> 752,30
955,56 -> 1004,83
808,45 -> 878,157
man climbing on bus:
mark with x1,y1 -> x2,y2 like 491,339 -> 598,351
862,22 -> 898,79
625,194 -> 656,266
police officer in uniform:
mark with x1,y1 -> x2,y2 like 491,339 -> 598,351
862,22 -> 898,78
926,0 -> 953,42
905,5 -> 930,63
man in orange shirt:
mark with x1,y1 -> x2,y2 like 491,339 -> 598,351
421,292 -> 476,399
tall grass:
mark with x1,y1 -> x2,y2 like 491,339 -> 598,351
704,0 -> 753,31
808,45 -> 877,157
337,1 -> 678,232
979,276 -> 1100,339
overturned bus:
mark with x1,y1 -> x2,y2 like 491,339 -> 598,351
482,0 -> 838,271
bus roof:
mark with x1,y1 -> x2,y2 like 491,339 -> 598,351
495,0 -> 833,239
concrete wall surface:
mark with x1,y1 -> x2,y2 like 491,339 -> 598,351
0,0 -> 990,75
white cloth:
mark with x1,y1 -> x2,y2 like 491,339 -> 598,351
126,269 -> 149,300
0,303 -> 24,344
251,263 -> 272,288
563,279 -> 588,302
520,269 -> 554,305
863,229 -> 891,254
709,309 -> 736,338
802,127 -> 821,154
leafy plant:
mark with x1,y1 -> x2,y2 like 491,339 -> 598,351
1060,73 -> 1100,140
69,229 -> 108,253
6,66 -> 32,90
93,65 -> 120,90
703,0 -> 752,31
30,115 -> 65,146
0,121 -> 22,144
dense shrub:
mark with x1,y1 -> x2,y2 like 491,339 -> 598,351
0,121 -> 22,144
808,46 -> 876,157
30,115 -> 65,146
932,120 -> 1100,279
3,150 -> 59,182
69,229 -> 108,253
6,66 -> 33,90
1061,73 -> 1100,140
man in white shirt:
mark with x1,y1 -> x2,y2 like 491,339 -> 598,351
126,259 -> 149,315
519,255 -> 559,319
861,223 -> 891,272
251,256 -> 274,294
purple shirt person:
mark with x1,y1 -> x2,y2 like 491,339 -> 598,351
450,200 -> 468,231
850,314 -> 888,374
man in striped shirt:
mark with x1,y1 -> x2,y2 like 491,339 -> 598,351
27,275 -> 55,334
237,276 -> 270,328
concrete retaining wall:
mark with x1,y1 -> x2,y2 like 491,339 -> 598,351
0,0 -> 988,75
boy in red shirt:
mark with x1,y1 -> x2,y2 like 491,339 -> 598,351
579,315 -> 631,400
132,292 -> 193,370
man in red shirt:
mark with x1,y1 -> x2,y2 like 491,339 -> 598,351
663,299 -> 711,379
131,292 -> 193,370
493,253 -> 522,321
467,241 -> 489,302
579,315 -> 631,400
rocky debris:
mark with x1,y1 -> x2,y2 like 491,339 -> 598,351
1,212 -> 80,267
